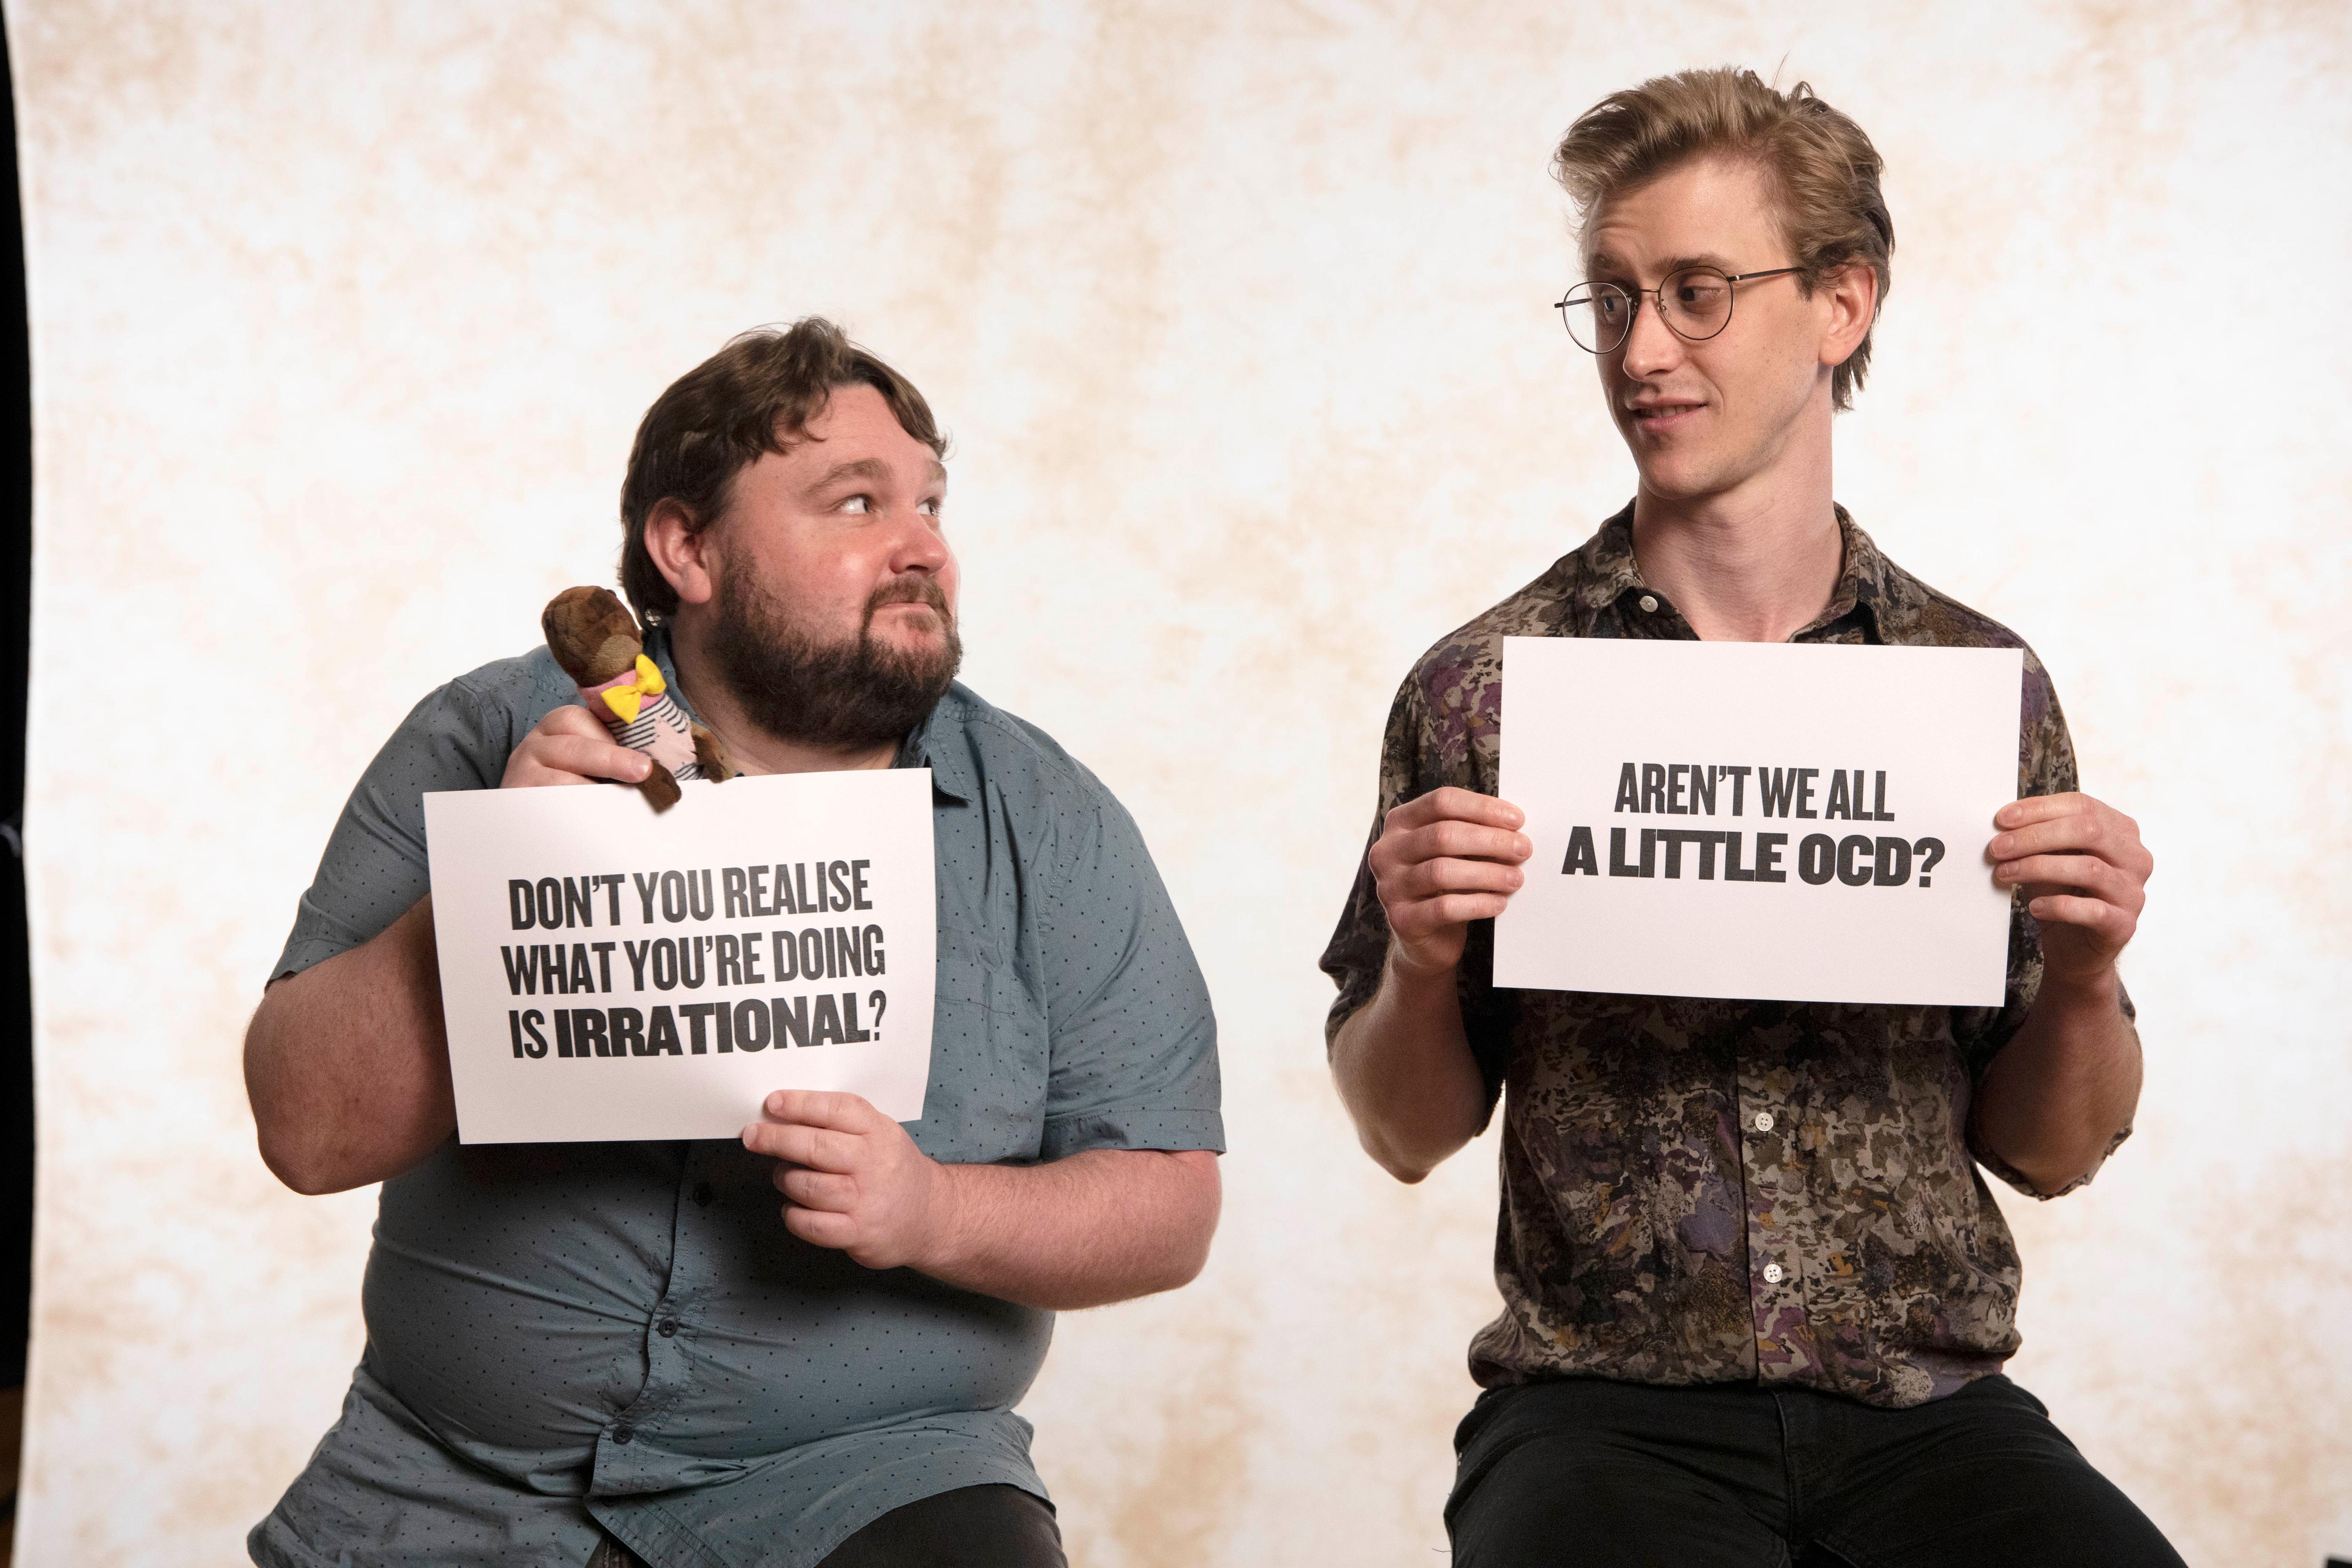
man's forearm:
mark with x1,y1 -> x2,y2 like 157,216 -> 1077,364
916,1148 -> 1220,1311
1972,971 -> 2142,1194
244,897 -> 458,1195
1330,951 -> 1491,1184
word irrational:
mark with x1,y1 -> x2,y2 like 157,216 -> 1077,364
506,990 -> 892,1059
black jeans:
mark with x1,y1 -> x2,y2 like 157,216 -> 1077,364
592,1483 -> 1063,1568
1446,1376 -> 2184,1567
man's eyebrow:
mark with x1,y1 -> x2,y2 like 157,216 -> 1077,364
1582,250 -> 1743,279
803,457 -> 889,493
802,456 -> 949,495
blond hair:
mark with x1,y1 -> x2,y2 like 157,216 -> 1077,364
1552,67 -> 1893,410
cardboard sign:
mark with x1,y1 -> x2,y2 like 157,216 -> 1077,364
1493,638 -> 2021,1006
423,770 -> 937,1142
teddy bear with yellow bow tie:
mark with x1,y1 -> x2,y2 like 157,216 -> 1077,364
541,586 -> 735,811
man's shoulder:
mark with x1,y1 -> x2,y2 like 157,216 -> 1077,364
1412,561 -> 1579,685
377,645 -> 576,765
924,682 -> 1123,815
1863,544 -> 2072,773
1383,551 -> 1588,781
441,645 -> 578,712
1398,510 -> 1631,704
1865,548 -> 2054,674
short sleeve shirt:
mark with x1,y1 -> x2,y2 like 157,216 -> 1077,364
1318,506 -> 2134,1411
250,632 -> 1223,1568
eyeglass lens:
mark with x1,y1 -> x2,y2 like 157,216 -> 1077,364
1559,268 -> 1736,353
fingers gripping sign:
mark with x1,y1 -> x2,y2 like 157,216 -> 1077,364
743,1090 -> 950,1271
1987,792 -> 2154,985
1367,787 -> 1535,975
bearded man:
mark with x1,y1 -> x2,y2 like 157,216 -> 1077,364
244,320 -> 1224,1568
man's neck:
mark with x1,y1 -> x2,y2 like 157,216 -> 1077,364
663,620 -> 899,777
1629,462 -> 1844,644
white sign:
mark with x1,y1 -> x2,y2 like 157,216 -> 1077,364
1493,638 -> 2020,1006
423,770 -> 937,1142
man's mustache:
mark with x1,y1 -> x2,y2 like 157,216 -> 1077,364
865,577 -> 952,623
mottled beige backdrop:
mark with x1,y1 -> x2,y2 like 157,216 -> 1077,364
11,2 -> 2350,1564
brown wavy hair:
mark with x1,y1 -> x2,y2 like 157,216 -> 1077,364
1552,67 -> 1893,410
618,318 -> 946,621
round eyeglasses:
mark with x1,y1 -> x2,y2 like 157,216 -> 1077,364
1553,265 -> 1804,354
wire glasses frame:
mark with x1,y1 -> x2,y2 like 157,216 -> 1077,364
1553,265 -> 1804,354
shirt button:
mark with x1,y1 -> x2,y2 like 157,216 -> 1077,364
1637,593 -> 1660,613
692,1183 -> 715,1207
612,1425 -> 636,1445
657,1319 -> 679,1337
1762,1262 -> 1786,1284
1753,1112 -> 1775,1133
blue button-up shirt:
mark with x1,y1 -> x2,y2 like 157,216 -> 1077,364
250,631 -> 1222,1568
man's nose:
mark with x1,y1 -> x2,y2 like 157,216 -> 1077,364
1617,294 -> 1684,380
888,509 -> 952,576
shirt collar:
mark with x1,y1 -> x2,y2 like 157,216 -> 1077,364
644,621 -> 688,706
1569,502 -> 1649,616
1569,500 -> 1895,641
1827,509 -> 1905,641
895,688 -> 977,805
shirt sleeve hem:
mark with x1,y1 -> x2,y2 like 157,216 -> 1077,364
1038,1108 -> 1224,1160
271,938 -> 356,985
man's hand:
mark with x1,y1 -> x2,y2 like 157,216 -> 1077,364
1366,787 -> 1534,975
1987,792 -> 2153,987
742,1090 -> 1219,1308
743,1090 -> 951,1271
502,703 -> 655,790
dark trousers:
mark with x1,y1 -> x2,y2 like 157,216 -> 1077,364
592,1483 -> 1063,1568
1447,1375 -> 2184,1568
818,1484 -> 1064,1568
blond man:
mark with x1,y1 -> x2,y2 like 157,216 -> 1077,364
1320,70 -> 2180,1564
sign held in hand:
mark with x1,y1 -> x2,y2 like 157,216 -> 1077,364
424,769 -> 937,1143
1493,638 -> 2020,1006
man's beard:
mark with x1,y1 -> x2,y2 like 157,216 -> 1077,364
705,570 -> 961,750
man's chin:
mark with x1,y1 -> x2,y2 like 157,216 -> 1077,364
1632,454 -> 1738,505
869,611 -> 945,641
868,624 -> 953,669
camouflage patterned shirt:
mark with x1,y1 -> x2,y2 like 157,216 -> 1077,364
1319,505 -> 2134,1409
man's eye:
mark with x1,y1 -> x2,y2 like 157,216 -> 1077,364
839,495 -> 871,514
919,498 -> 942,517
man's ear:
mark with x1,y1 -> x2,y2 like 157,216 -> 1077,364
1819,263 -> 1880,372
643,498 -> 719,610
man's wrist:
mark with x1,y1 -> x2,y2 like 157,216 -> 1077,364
907,1155 -> 971,1278
2035,962 -> 2122,1019
1383,941 -> 1460,993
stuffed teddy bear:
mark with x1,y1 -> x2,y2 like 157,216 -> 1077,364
541,586 -> 734,811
